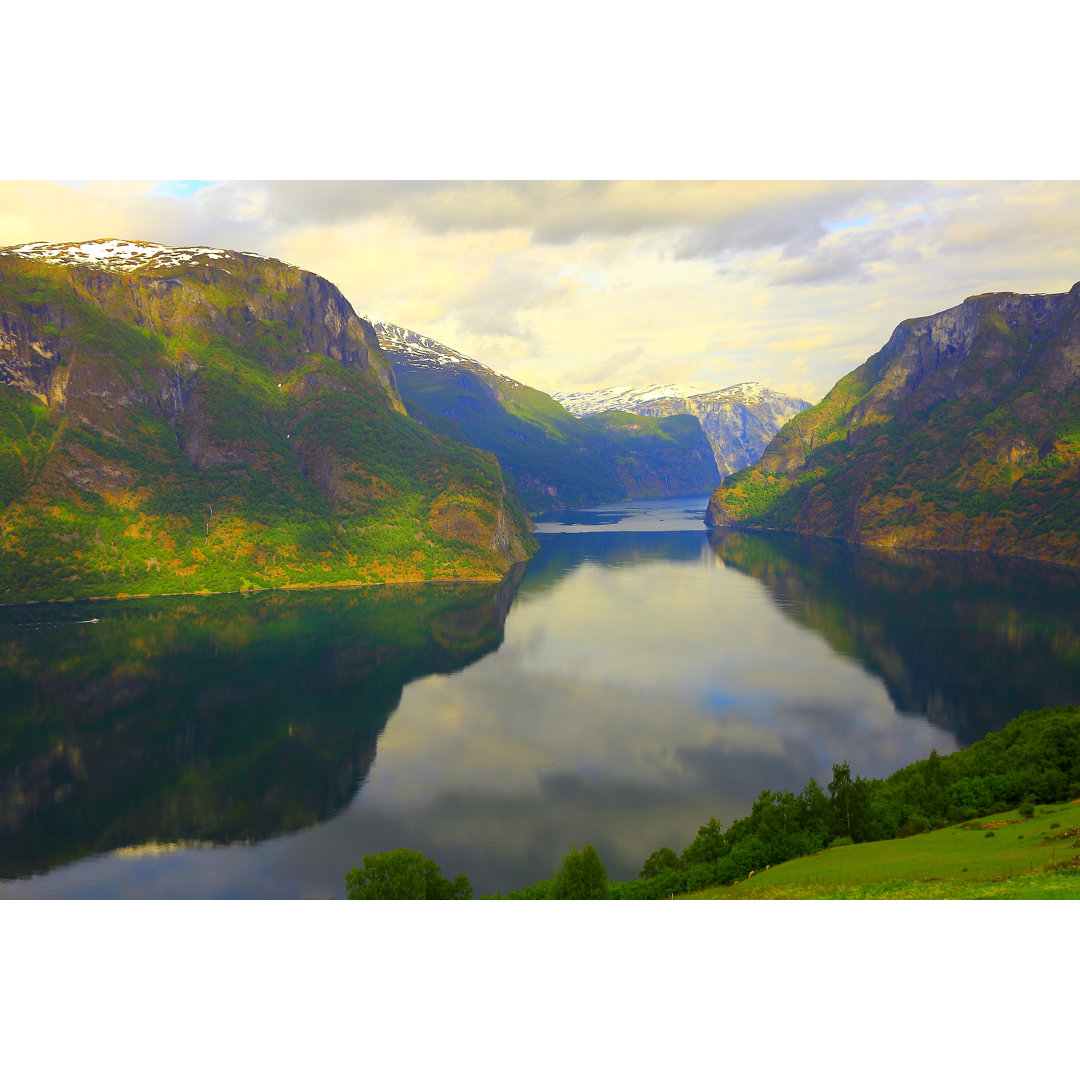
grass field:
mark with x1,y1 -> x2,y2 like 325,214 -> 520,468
684,799 -> 1080,900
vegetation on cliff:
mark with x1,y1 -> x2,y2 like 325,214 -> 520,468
0,244 -> 535,602
388,348 -> 720,512
706,283 -> 1080,566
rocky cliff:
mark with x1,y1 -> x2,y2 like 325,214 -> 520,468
0,240 -> 535,602
706,283 -> 1080,566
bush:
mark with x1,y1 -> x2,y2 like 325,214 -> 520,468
898,814 -> 932,838
829,835 -> 854,847
685,862 -> 719,891
1018,803 -> 1036,819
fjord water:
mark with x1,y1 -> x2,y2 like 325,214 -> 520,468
2,496 -> 1079,898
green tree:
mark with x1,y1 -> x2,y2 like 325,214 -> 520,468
681,815 -> 728,865
639,846 -> 680,879
828,761 -> 874,842
344,847 -> 472,899
551,843 -> 609,899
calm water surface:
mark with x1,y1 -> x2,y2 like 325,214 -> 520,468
3,495 -> 1079,898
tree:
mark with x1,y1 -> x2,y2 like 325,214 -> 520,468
828,761 -> 874,842
681,815 -> 728,865
344,848 -> 472,899
551,843 -> 609,899
639,846 -> 680,879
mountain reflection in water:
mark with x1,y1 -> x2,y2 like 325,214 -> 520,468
2,499 -> 1078,898
0,573 -> 520,884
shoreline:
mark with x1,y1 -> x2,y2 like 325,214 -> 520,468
0,562 -> 528,609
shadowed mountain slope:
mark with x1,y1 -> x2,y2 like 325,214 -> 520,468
374,321 -> 721,512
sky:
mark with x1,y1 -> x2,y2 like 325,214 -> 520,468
3,178 -> 1079,403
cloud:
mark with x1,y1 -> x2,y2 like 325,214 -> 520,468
5,179 -> 1080,405
577,346 -> 646,385
674,181 -> 927,261
771,227 -> 897,286
448,263 -> 578,342
172,180 -> 933,260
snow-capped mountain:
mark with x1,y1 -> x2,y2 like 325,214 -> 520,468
553,380 -> 810,478
370,321 -> 721,510
3,238 -> 266,273
368,320 -> 527,391
367,320 -> 474,366
552,383 -> 713,415
553,381 -> 777,417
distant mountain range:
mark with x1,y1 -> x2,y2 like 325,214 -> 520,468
707,283 -> 1080,567
0,240 -> 535,602
555,381 -> 810,479
372,321 -> 806,511
373,321 -> 724,512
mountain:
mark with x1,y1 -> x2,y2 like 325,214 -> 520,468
372,321 -> 721,511
706,283 -> 1080,566
0,240 -> 535,603
555,381 -> 810,478
553,382 -> 713,414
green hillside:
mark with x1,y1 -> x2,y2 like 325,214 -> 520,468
468,704 -> 1080,898
685,800 -> 1080,899
0,244 -> 535,602
707,283 -> 1080,566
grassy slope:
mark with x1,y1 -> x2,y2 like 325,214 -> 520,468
685,800 -> 1080,899
0,258 -> 535,602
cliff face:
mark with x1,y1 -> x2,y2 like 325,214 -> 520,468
706,283 -> 1080,566
376,321 -> 720,510
0,241 -> 534,602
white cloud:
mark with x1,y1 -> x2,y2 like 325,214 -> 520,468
3,180 -> 1080,402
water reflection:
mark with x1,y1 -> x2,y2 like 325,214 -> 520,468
0,572 -> 521,883
531,494 -> 709,533
707,530 -> 1080,743
3,506 -> 1079,898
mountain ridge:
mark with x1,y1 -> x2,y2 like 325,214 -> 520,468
706,282 -> 1080,566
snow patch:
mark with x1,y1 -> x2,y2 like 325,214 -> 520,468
553,380 -> 781,416
1,238 -> 265,274
370,319 -> 526,389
